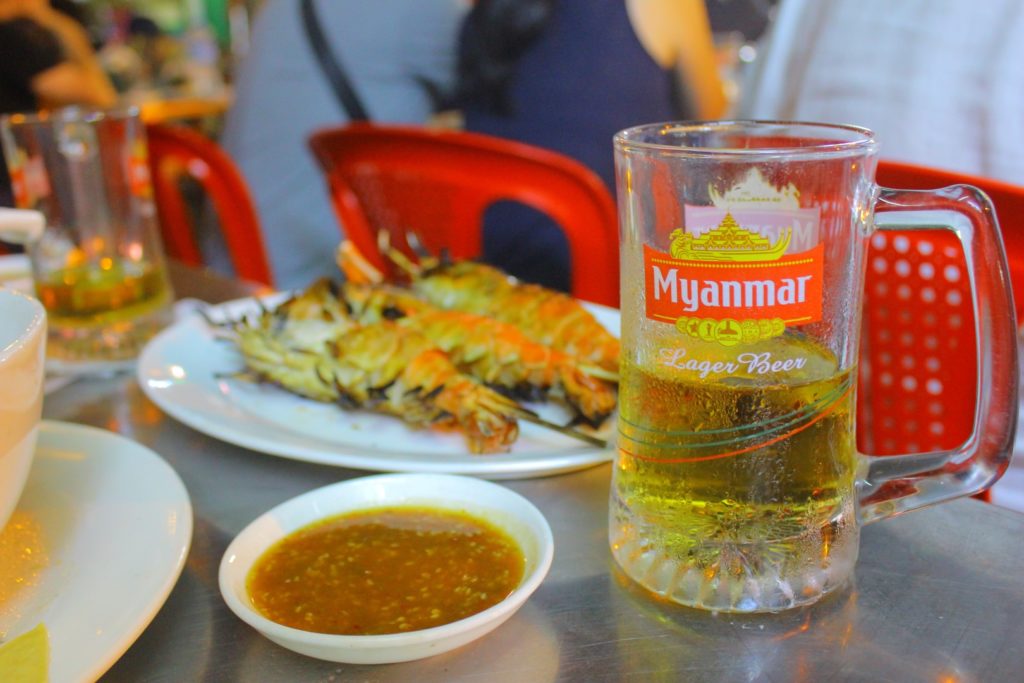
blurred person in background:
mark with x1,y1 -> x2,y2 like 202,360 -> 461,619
221,0 -> 469,289
0,0 -> 116,114
740,0 -> 1024,185
0,0 -> 117,206
454,0 -> 726,291
97,1 -> 166,95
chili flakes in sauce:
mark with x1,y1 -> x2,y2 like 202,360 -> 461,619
246,506 -> 525,635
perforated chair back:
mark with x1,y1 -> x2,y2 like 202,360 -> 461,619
308,123 -> 619,306
146,123 -> 274,287
859,161 -> 1024,466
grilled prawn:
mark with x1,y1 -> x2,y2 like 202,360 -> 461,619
398,260 -> 620,379
336,240 -> 620,378
234,319 -> 522,454
231,276 -> 615,428
336,282 -> 616,426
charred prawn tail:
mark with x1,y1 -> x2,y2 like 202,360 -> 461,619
401,349 -> 522,455
555,363 -> 617,428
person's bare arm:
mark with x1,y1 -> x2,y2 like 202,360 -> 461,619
23,1 -> 117,108
627,0 -> 727,120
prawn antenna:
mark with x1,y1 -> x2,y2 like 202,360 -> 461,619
515,412 -> 609,449
404,229 -> 434,261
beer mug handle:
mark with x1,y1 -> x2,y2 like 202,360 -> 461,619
857,185 -> 1018,523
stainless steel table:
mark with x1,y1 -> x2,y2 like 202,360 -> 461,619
43,265 -> 1024,682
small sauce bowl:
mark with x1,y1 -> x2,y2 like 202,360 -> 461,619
218,473 -> 554,664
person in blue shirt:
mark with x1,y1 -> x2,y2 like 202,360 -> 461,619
455,0 -> 725,291
221,0 -> 469,289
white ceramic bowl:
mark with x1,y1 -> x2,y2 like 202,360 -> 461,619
219,473 -> 554,664
0,288 -> 46,531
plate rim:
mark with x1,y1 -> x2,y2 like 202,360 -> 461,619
6,420 -> 193,682
136,294 -> 619,479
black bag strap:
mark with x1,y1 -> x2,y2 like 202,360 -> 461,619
300,0 -> 370,121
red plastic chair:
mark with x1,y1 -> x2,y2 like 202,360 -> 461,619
307,123 -> 619,307
859,160 -> 1024,498
146,123 -> 274,287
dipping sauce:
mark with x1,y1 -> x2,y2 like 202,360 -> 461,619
246,506 -> 525,635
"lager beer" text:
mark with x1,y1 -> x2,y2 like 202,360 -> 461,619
658,347 -> 808,379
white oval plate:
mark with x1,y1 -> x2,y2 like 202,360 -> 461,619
137,295 -> 618,479
219,473 -> 554,664
0,421 -> 192,682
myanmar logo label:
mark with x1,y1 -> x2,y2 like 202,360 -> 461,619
644,170 -> 823,347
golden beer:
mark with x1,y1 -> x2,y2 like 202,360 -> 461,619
610,334 -> 859,612
36,259 -> 171,325
35,258 -> 173,363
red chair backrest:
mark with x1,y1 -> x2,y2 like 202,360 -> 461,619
307,123 -> 619,307
146,123 -> 274,287
859,161 -> 1023,492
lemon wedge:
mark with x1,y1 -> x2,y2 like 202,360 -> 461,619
0,623 -> 49,683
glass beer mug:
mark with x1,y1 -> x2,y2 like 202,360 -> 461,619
0,108 -> 173,369
610,122 -> 1018,612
